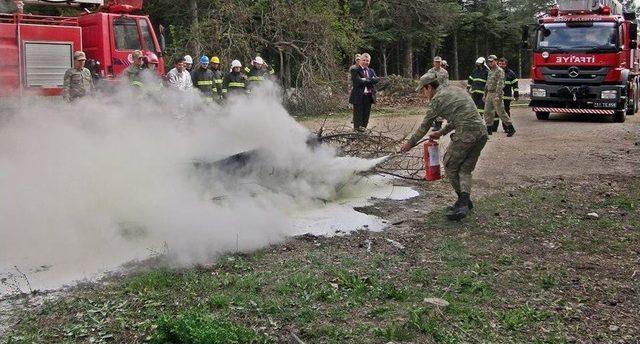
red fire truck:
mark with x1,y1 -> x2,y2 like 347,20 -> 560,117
528,0 -> 639,122
0,0 -> 164,97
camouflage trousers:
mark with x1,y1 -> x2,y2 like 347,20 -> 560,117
443,131 -> 488,194
483,92 -> 511,126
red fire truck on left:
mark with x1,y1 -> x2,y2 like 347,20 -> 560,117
0,0 -> 165,97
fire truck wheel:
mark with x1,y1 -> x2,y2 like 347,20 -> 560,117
613,110 -> 626,123
627,92 -> 638,116
535,112 -> 550,120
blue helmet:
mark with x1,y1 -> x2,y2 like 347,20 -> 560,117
200,56 -> 210,64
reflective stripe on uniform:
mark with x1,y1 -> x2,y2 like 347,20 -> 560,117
228,82 -> 245,87
503,96 -> 515,100
248,76 -> 265,81
214,79 -> 223,84
197,80 -> 213,86
469,77 -> 487,83
471,90 -> 485,95
244,67 -> 251,73
131,81 -> 143,87
477,109 -> 485,114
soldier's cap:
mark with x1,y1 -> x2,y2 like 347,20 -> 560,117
132,50 -> 144,59
415,72 -> 438,92
433,56 -> 442,62
476,57 -> 485,64
73,51 -> 86,60
487,54 -> 498,61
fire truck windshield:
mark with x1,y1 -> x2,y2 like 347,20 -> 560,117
536,22 -> 619,53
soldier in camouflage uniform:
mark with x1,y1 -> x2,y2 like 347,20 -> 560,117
483,55 -> 515,136
123,50 -> 145,88
400,72 -> 488,221
427,56 -> 449,86
62,51 -> 94,102
427,56 -> 450,131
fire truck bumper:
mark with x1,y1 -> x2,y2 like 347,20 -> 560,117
529,83 -> 626,115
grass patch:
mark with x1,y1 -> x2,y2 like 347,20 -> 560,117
151,310 -> 270,344
6,177 -> 640,343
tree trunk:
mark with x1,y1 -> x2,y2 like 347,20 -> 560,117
403,38 -> 413,78
484,35 -> 489,57
381,44 -> 388,77
278,48 -> 284,83
474,35 -> 479,59
518,48 -> 522,79
188,0 -> 201,57
453,30 -> 459,81
396,41 -> 401,75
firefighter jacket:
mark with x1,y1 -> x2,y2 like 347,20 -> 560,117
245,65 -> 275,89
467,67 -> 489,95
503,68 -> 519,100
485,66 -> 505,96
191,67 -> 215,99
222,71 -> 248,96
212,69 -> 225,95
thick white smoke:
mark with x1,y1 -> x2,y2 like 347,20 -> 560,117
0,83 -> 383,292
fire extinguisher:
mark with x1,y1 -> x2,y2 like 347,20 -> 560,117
423,139 -> 442,181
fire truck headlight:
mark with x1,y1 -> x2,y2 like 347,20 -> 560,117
601,90 -> 617,99
532,88 -> 546,97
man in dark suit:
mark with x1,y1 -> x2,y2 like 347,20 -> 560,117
349,53 -> 379,131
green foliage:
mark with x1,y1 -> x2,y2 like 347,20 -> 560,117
151,310 -> 270,344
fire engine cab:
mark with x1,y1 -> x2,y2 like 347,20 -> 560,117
0,0 -> 164,97
527,0 -> 639,122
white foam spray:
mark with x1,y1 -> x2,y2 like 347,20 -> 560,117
0,83 -> 412,294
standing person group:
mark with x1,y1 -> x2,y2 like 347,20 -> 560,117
63,50 -> 277,102
349,53 -> 379,132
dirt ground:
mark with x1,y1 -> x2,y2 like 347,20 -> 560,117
305,105 -> 640,189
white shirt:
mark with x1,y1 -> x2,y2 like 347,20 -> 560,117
167,68 -> 193,91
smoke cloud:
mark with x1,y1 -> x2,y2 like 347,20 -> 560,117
0,83 -> 384,292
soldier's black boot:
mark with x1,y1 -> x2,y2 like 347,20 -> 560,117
506,124 -> 516,137
446,192 -> 473,211
502,122 -> 508,132
492,119 -> 500,132
486,125 -> 493,135
447,192 -> 470,221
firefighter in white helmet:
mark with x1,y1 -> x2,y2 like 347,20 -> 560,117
222,59 -> 248,97
184,55 -> 194,73
245,55 -> 275,91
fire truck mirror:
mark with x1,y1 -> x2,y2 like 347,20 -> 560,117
630,22 -> 638,42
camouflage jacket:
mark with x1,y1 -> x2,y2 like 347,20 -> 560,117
408,85 -> 487,147
485,66 -> 505,94
427,67 -> 449,87
124,65 -> 144,87
63,67 -> 94,100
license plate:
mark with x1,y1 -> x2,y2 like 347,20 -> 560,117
593,102 -> 617,108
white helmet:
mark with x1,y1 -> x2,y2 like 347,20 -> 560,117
184,55 -> 193,64
475,57 -> 485,64
231,59 -> 242,69
253,56 -> 264,65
